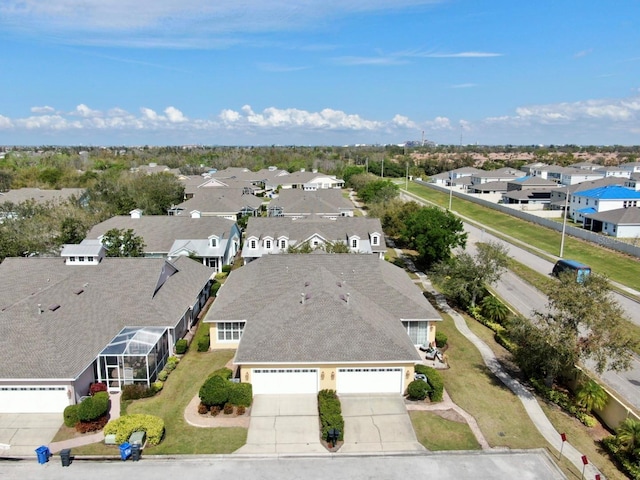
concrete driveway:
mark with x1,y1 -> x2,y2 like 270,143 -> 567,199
339,394 -> 425,453
235,394 -> 325,454
0,413 -> 62,457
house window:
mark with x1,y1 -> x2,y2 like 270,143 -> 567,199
313,240 -> 319,247
371,235 -> 379,246
265,239 -> 272,249
351,239 -> 358,248
79,256 -> 85,262
210,238 -> 218,247
250,239 -> 256,249
402,321 -> 429,346
69,256 -> 76,262
217,322 -> 244,341
280,239 -> 287,249
87,256 -> 94,262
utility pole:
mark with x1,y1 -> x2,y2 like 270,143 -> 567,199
405,162 -> 409,190
559,186 -> 570,257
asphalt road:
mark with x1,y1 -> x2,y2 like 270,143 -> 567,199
0,452 -> 565,480
464,222 -> 640,411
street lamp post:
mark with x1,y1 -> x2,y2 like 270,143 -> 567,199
448,173 -> 453,210
559,186 -> 570,258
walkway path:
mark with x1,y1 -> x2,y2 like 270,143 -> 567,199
414,271 -> 602,478
48,392 -> 121,454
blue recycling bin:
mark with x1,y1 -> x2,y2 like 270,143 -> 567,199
35,445 -> 50,464
119,442 -> 132,461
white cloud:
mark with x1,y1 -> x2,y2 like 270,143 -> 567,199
74,104 -> 101,117
392,114 -> 418,129
0,115 -> 13,128
0,0 -> 445,48
164,106 -> 187,123
30,105 -> 55,114
400,50 -> 503,59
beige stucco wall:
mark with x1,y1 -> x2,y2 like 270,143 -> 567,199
240,362 -> 415,393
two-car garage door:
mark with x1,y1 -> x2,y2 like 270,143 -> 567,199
336,368 -> 403,394
251,369 -> 318,394
0,386 -> 70,413
250,367 -> 405,395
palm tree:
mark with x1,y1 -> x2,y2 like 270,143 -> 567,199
480,295 -> 509,324
575,379 -> 608,414
617,418 -> 640,458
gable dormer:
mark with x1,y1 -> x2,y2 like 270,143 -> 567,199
348,234 -> 360,251
277,236 -> 289,250
369,231 -> 381,247
262,236 -> 274,250
208,234 -> 219,248
130,209 -> 143,219
191,210 -> 202,219
247,236 -> 258,250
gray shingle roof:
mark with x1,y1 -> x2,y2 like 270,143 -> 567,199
586,207 -> 640,224
268,189 -> 353,215
0,188 -> 84,204
85,215 -> 236,253
206,255 -> 437,364
175,189 -> 263,215
0,256 -> 213,379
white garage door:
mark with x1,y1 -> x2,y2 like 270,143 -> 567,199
0,386 -> 70,413
251,368 -> 318,394
336,367 -> 404,394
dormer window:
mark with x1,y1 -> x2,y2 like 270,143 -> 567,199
265,239 -> 272,249
351,239 -> 358,249
210,237 -> 218,247
250,239 -> 257,249
371,235 -> 379,246
69,256 -> 76,262
88,256 -> 94,262
79,256 -> 85,262
279,239 -> 287,249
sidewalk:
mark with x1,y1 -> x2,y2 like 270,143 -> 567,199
48,392 -> 121,454
415,271 -> 602,478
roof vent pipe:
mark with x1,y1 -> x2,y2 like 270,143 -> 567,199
37,304 -> 43,315
346,293 -> 350,305
301,293 -> 305,305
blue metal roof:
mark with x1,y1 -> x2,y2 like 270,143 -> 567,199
576,185 -> 640,200
577,207 -> 596,214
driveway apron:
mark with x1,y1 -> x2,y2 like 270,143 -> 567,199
0,413 -> 62,457
235,394 -> 326,454
339,394 -> 425,453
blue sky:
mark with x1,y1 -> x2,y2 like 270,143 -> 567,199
1,0 -> 639,146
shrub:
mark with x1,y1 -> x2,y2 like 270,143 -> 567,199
89,382 -> 108,396
228,382 -> 253,407
211,282 -> 222,297
210,406 -> 221,416
236,405 -> 246,415
77,391 -> 109,422
197,335 -> 210,352
121,384 -> 155,401
199,375 -> 230,407
164,362 -> 176,373
158,370 -> 169,382
175,339 -> 188,355
198,403 -> 209,415
318,389 -> 344,442
222,265 -> 232,273
407,380 -> 431,400
223,403 -> 234,415
63,405 -> 79,427
414,364 -> 429,376
435,331 -> 448,348
104,414 -> 165,446
168,355 -> 179,364
416,365 -> 444,402
209,367 -> 233,380
602,436 -> 640,480
151,381 -> 164,393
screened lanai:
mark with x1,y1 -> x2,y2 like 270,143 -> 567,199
97,326 -> 170,391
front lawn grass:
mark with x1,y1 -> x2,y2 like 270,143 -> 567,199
405,182 -> 640,291
409,411 -> 480,451
71,349 -> 246,456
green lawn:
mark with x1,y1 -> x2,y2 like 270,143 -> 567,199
405,182 -> 640,291
70,349 -> 246,456
409,411 -> 480,451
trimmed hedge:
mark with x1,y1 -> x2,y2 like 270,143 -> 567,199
104,414 -> 165,446
199,375 -> 230,407
175,339 -> 188,355
63,404 -> 79,427
318,389 -> 344,442
228,382 -> 253,407
414,365 -> 444,402
435,331 -> 448,348
121,384 -> 156,401
77,391 -> 109,422
407,379 -> 431,400
197,334 -> 210,352
209,367 -> 233,380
